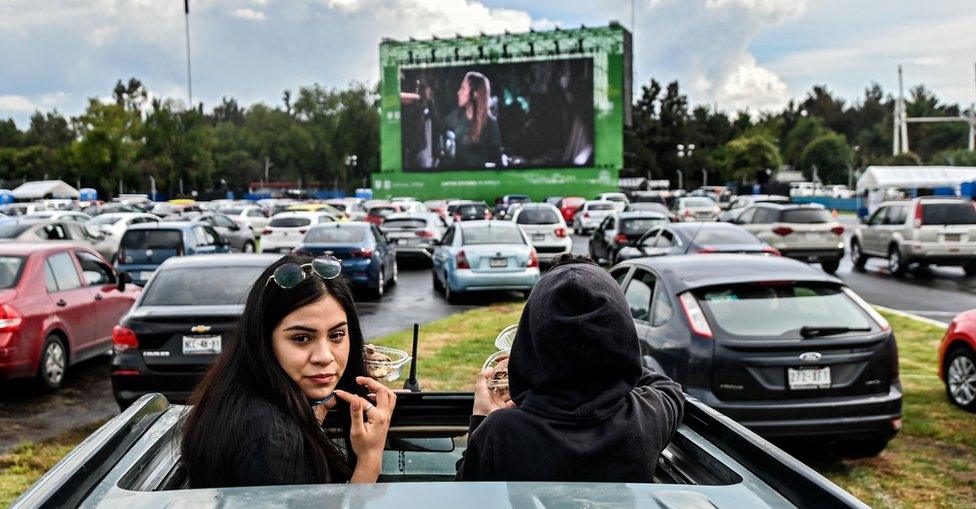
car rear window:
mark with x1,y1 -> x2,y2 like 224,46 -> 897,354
269,217 -> 311,228
693,228 -> 761,245
369,207 -> 397,217
780,208 -> 832,224
921,203 -> 976,225
0,256 -> 24,289
457,204 -> 488,216
588,203 -> 615,211
305,226 -> 367,243
220,207 -> 245,215
121,230 -> 183,249
383,218 -> 428,229
694,283 -> 873,339
141,266 -> 265,306
683,198 -> 716,207
516,208 -> 561,225
0,224 -> 32,238
462,225 -> 525,245
89,215 -> 122,226
621,217 -> 666,234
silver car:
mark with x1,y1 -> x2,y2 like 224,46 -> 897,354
382,212 -> 448,260
511,203 -> 572,264
180,212 -> 258,253
718,195 -> 790,222
734,203 -> 845,273
672,197 -> 721,222
572,200 -> 617,234
851,197 -> 976,276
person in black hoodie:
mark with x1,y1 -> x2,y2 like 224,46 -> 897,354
456,255 -> 684,482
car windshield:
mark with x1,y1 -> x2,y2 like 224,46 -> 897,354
457,204 -> 488,216
0,223 -> 32,238
369,207 -> 397,217
921,202 -> 976,225
693,227 -> 761,245
220,207 -> 245,215
462,225 -> 524,245
0,256 -> 25,289
516,208 -> 561,225
383,218 -> 427,229
141,266 -> 264,306
121,230 -> 183,249
780,208 -> 832,223
269,217 -> 311,228
621,217 -> 665,234
305,226 -> 366,243
89,215 -> 123,225
683,198 -> 715,207
694,283 -> 874,339
588,203 -> 615,211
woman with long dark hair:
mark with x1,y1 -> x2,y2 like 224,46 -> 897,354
181,254 -> 396,487
445,71 -> 502,168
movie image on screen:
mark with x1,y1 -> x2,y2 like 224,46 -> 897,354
400,58 -> 594,172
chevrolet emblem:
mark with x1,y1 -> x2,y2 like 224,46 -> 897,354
191,325 -> 212,334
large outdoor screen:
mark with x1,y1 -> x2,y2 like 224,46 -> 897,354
399,58 -> 594,172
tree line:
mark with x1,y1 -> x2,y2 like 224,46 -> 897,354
0,77 -> 974,198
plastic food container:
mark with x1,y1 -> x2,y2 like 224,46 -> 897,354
482,350 -> 510,395
364,345 -> 412,382
494,324 -> 517,351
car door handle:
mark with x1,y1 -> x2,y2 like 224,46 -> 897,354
94,294 -> 103,301
56,299 -> 67,307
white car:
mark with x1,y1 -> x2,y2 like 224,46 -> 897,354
572,200 -> 617,234
392,200 -> 427,213
24,211 -> 92,223
85,212 -> 161,261
672,197 -> 721,222
512,203 -> 572,263
597,192 -> 630,212
219,204 -> 270,234
261,211 -> 338,253
825,185 -> 854,199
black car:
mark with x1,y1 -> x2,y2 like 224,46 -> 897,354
627,201 -> 677,221
111,254 -> 280,408
616,222 -> 777,262
588,211 -> 669,265
448,201 -> 492,221
610,254 -> 901,455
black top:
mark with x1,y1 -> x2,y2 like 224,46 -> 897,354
456,263 -> 685,482
445,109 -> 502,168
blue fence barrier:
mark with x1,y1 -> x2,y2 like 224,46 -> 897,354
790,196 -> 862,211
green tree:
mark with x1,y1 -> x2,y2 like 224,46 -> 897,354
72,99 -> 143,195
932,149 -> 976,166
0,119 -> 23,148
783,116 -> 826,167
799,132 -> 852,184
712,135 -> 782,182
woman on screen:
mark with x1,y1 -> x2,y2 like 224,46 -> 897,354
445,71 -> 502,168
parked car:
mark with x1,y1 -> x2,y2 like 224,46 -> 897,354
734,203 -> 845,273
571,200 -> 616,234
718,195 -> 790,222
111,254 -> 279,408
448,201 -> 492,222
557,196 -> 586,224
939,309 -> 976,412
511,203 -> 571,264
86,213 -> 161,262
325,198 -> 368,221
627,201 -> 678,221
631,190 -> 673,207
24,211 -> 92,223
589,211 -> 669,265
286,203 -> 348,221
825,185 -> 854,199
293,222 -> 397,298
432,220 -> 540,303
492,194 -> 532,219
84,203 -> 145,217
0,243 -> 140,389
382,212 -> 448,262
596,192 -> 629,212
850,197 -> 976,276
616,223 -> 777,262
218,204 -> 271,234
672,196 -> 721,222
365,204 -> 402,226
175,212 -> 258,253
15,388 -> 871,508
0,218 -> 115,258
115,222 -> 231,286
261,212 -> 337,253
423,199 -> 455,218
610,254 -> 901,455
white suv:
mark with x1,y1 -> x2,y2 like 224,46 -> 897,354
572,200 -> 616,234
851,197 -> 976,276
735,203 -> 845,273
512,204 -> 572,263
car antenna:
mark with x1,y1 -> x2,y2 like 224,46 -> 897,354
682,221 -> 707,255
403,323 -> 422,392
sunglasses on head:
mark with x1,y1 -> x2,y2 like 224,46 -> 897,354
268,256 -> 342,289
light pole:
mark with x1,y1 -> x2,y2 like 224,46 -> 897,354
701,169 -> 708,188
149,176 -> 156,201
676,143 -> 695,190
183,0 -> 193,106
676,170 -> 683,191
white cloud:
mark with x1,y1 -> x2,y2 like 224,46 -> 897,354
231,8 -> 266,21
718,57 -> 790,112
0,95 -> 36,114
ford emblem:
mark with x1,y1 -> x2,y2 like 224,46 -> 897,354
799,352 -> 823,362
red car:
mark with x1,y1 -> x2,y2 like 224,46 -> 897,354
558,196 -> 586,224
366,205 -> 401,225
939,309 -> 976,411
0,243 -> 140,389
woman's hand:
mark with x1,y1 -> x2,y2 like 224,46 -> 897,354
334,377 -> 397,483
473,367 -> 515,416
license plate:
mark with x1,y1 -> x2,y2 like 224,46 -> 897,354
805,232 -> 821,240
945,234 -> 961,242
532,234 -> 545,242
788,367 -> 830,390
138,271 -> 154,281
183,335 -> 222,355
489,257 -> 508,268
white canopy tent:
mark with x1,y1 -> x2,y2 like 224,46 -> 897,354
11,180 -> 80,200
856,166 -> 976,192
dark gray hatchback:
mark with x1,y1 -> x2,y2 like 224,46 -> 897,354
610,254 -> 901,455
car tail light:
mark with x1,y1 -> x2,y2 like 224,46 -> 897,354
484,210 -> 491,219
416,230 -> 435,238
555,227 -> 567,238
830,225 -> 845,236
583,212 -> 590,219
679,292 -> 713,338
112,370 -> 140,376
527,249 -> 539,268
841,287 -> 890,331
696,247 -> 717,254
0,304 -> 23,332
112,325 -> 138,353
683,210 -> 692,216
614,233 -> 629,245
762,246 -> 782,256
914,203 -> 923,228
456,250 -> 471,269
351,247 -> 373,258
772,226 -> 794,236
262,228 -> 272,235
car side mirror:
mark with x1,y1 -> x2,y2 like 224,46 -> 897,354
230,223 -> 240,231
116,271 -> 132,292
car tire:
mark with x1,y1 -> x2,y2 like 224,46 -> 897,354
821,259 -> 840,274
842,438 -> 890,458
945,347 -> 976,412
587,243 -> 599,264
850,239 -> 867,269
390,262 -> 398,287
432,271 -> 443,292
242,241 -> 256,253
573,222 -> 581,235
444,280 -> 461,304
373,268 -> 385,299
36,335 -> 67,391
887,245 -> 907,277
964,262 -> 976,278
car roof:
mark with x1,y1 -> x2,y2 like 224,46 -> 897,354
617,211 -> 667,219
158,253 -> 281,269
271,211 -> 332,218
668,222 -> 741,232
620,254 -> 839,293
308,221 -> 370,229
126,221 -> 201,231
385,212 -> 439,221
0,242 -> 84,256
457,219 -> 517,228
753,202 -> 824,210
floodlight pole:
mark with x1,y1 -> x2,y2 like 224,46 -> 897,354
184,0 -> 193,107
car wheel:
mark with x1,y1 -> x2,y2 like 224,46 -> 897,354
37,335 -> 67,390
242,241 -> 256,253
573,222 -> 581,235
887,245 -> 907,277
821,259 -> 840,274
587,243 -> 599,264
850,239 -> 867,269
390,261 -> 398,286
374,268 -> 385,299
945,347 -> 976,411
964,261 -> 976,278
444,277 -> 460,304
432,270 -> 443,292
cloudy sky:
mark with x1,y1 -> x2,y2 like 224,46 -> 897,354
2,0 -> 974,127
